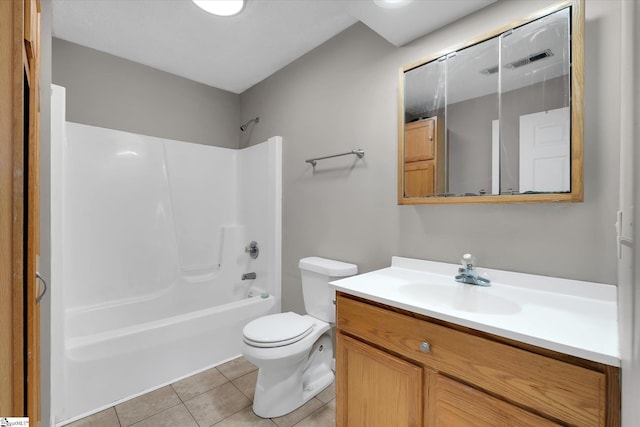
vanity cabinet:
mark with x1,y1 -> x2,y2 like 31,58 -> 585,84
403,117 -> 444,197
336,293 -> 620,427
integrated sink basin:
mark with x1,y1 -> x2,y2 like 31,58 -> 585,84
398,282 -> 521,315
329,256 -> 620,366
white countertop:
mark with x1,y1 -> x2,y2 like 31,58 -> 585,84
330,256 -> 620,366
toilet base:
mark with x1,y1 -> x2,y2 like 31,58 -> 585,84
251,334 -> 334,418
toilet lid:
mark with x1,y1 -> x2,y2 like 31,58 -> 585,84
243,312 -> 314,348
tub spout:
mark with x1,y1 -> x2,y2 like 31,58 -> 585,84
242,272 -> 257,280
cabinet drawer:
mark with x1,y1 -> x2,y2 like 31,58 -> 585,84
337,295 -> 606,426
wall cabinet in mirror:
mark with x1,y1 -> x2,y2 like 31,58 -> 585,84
398,0 -> 584,205
404,117 -> 445,197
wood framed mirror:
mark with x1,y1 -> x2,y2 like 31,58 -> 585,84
398,0 -> 583,205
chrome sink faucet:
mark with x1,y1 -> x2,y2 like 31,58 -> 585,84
455,254 -> 491,286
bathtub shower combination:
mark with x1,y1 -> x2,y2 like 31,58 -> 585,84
50,85 -> 282,425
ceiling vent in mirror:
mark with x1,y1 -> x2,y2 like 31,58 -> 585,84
506,49 -> 554,68
480,65 -> 499,75
192,0 -> 244,16
480,49 -> 554,74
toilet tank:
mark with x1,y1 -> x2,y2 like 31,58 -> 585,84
299,257 -> 358,323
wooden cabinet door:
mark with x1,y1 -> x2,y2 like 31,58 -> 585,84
404,118 -> 435,162
404,161 -> 434,197
403,117 -> 442,197
426,371 -> 561,427
336,334 -> 423,427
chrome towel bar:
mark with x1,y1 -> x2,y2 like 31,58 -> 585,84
305,149 -> 365,166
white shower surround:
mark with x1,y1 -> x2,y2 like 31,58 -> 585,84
50,85 -> 282,424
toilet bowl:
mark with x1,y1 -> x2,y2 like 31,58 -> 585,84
241,257 -> 357,418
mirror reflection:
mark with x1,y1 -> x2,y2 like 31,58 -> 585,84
400,4 -> 578,204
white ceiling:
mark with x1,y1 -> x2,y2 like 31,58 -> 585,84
52,0 -> 495,94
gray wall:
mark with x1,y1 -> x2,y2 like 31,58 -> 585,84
52,38 -> 240,148
49,0 -> 623,319
447,92 -> 497,195
447,75 -> 569,195
240,0 -> 622,315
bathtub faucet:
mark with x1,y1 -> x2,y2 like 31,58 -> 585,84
242,272 -> 257,280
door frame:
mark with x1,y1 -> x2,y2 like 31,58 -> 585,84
0,0 -> 41,423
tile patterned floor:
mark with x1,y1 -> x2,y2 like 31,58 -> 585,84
66,357 -> 336,427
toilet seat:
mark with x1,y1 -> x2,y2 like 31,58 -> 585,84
243,312 -> 315,348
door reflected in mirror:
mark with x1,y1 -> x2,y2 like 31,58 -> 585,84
398,0 -> 582,204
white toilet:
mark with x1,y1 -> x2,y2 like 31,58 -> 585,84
241,257 -> 357,418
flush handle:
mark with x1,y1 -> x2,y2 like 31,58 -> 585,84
420,342 -> 431,353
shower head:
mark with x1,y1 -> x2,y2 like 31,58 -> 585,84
240,117 -> 259,131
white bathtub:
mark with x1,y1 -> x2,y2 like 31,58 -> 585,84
60,291 -> 276,424
51,89 -> 283,426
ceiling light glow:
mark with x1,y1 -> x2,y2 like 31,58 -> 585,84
373,0 -> 414,9
193,0 -> 244,17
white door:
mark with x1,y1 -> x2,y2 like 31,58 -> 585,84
519,107 -> 570,193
